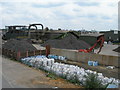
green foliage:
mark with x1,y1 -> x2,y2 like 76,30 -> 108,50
68,76 -> 80,84
82,73 -> 113,90
54,33 -> 68,39
10,58 -> 19,62
46,72 -> 58,80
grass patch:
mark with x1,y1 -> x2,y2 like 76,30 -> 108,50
46,72 -> 58,80
68,78 -> 80,85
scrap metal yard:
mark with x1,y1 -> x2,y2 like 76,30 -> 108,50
0,1 -> 120,89
0,24 -> 120,89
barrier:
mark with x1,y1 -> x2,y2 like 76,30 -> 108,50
2,48 -> 48,60
50,48 -> 119,67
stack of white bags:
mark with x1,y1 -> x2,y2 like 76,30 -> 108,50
21,55 -> 119,87
48,55 -> 66,61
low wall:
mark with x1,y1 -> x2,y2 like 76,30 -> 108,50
2,48 -> 46,60
50,48 -> 119,67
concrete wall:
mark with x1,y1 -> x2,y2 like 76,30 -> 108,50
50,48 -> 119,67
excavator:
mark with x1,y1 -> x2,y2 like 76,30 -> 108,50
78,35 -> 104,53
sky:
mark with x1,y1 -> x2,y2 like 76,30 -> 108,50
0,0 -> 119,31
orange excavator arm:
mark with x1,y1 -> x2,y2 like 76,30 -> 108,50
97,36 -> 104,53
78,35 -> 104,53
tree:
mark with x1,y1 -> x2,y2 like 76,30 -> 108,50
45,27 -> 49,31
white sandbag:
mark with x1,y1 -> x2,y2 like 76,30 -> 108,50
20,55 -> 120,86
98,73 -> 103,76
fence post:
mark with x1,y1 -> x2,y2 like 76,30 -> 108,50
46,45 -> 50,57
13,51 -> 15,59
26,51 -> 28,57
6,49 -> 8,56
2,48 -> 4,55
39,50 -> 41,55
11,50 -> 14,59
9,50 -> 11,57
4,48 -> 5,55
33,50 -> 35,56
9,50 -> 12,57
17,51 -> 21,60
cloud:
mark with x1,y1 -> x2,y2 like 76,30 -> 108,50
0,0 -> 119,30
32,2 -> 66,8
101,16 -> 112,20
74,1 -> 100,6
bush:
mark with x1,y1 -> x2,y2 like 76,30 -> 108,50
82,73 -> 112,90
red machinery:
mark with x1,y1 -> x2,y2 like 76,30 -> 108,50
78,35 -> 104,53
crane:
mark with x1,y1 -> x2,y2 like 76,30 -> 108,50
78,35 -> 104,53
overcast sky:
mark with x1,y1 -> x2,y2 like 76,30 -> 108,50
0,0 -> 119,31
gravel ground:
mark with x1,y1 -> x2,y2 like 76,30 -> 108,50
94,44 -> 119,56
2,56 -> 82,88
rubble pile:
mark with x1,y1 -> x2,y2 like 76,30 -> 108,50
42,33 -> 90,50
2,39 -> 37,52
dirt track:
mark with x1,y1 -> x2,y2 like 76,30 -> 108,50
2,56 -> 82,88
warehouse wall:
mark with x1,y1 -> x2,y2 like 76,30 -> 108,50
50,48 -> 119,67
100,31 -> 119,42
